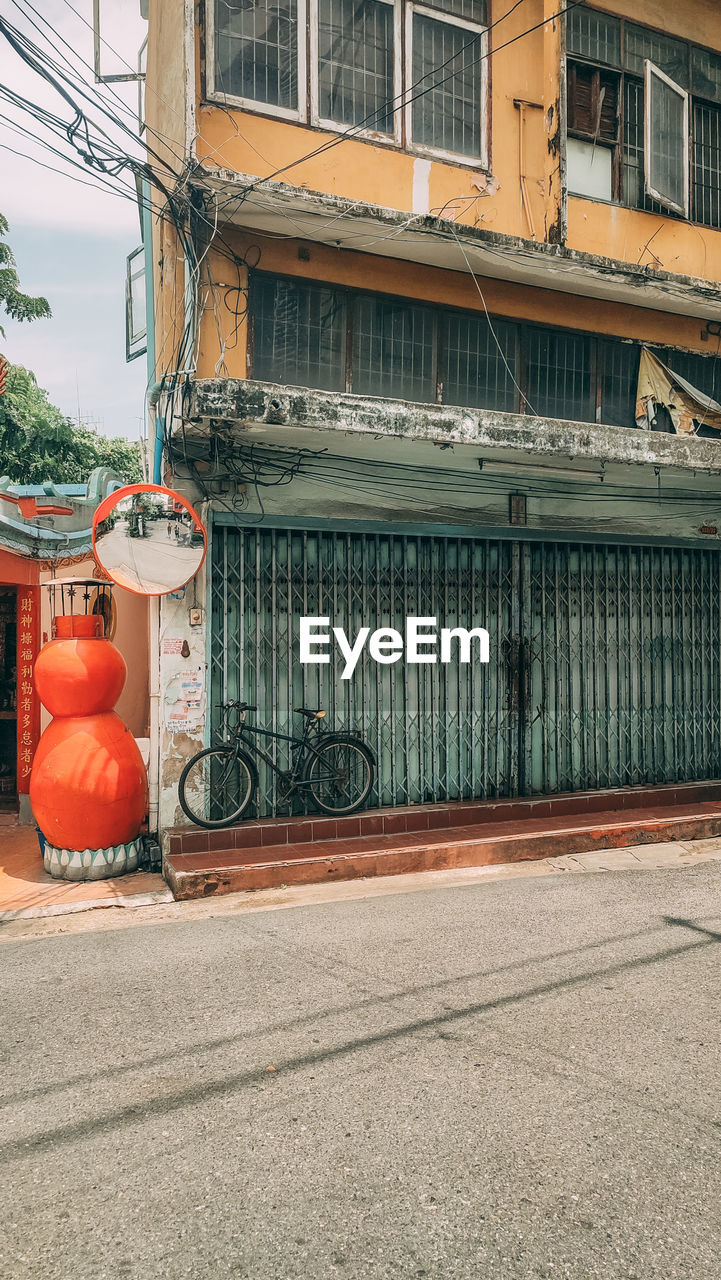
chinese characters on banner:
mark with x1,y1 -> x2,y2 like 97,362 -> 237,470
16,587 -> 40,793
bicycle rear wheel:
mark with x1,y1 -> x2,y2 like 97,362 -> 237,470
304,739 -> 374,815
178,747 -> 256,828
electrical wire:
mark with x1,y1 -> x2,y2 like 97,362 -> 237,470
231,0 -> 584,206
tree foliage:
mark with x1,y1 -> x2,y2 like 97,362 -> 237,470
0,213 -> 51,335
0,364 -> 141,485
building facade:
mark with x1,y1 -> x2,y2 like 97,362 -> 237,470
143,0 -> 721,835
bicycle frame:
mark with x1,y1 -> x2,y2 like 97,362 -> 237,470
224,711 -> 343,792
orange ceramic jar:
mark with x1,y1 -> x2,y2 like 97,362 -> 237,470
30,617 -> 148,851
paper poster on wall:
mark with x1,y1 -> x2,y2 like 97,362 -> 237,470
164,665 -> 205,734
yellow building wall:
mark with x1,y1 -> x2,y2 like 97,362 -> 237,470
146,0 -> 721,377
563,0 -> 721,280
193,0 -> 554,242
185,0 -> 721,281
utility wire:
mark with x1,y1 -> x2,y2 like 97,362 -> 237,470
232,1 -> 583,204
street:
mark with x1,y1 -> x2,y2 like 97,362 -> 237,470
1,863 -> 720,1280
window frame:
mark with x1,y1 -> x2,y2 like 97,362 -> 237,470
309,0 -> 403,145
125,245 -> 147,363
643,59 -> 690,217
565,8 -> 721,228
204,0 -> 490,169
404,1 -> 489,167
206,0 -> 309,124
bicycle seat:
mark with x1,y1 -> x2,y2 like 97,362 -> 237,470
294,707 -> 326,720
224,701 -> 257,711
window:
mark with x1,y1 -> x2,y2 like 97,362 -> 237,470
353,295 -> 436,400
208,0 -> 488,163
526,329 -> 592,422
250,273 -> 686,431
314,0 -> 396,135
566,8 -> 721,227
212,0 -> 304,117
252,276 -> 346,390
407,2 -> 487,162
125,246 -> 146,363
566,62 -> 619,200
444,312 -> 518,412
644,62 -> 689,216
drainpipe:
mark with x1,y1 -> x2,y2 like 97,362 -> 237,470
142,176 -> 164,486
148,380 -> 165,487
142,176 -> 162,835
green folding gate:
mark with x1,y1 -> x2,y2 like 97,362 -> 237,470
210,526 -> 721,815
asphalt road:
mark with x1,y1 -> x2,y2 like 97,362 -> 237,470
1,864 -> 720,1280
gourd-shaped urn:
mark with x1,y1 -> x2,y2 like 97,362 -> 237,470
30,614 -> 148,853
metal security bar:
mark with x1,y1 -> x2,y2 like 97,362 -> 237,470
252,272 -> 717,428
211,526 -> 721,815
211,527 -> 517,813
317,0 -> 395,132
526,543 -> 721,793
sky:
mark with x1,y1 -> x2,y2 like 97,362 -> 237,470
1,0 -> 149,442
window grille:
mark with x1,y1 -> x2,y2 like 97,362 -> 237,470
691,46 -> 721,105
443,312 -> 518,412
663,349 -> 721,404
317,0 -> 395,132
213,0 -> 300,110
410,9 -> 484,159
622,78 -> 666,214
623,24 -> 689,87
693,101 -> 721,229
253,276 -> 346,390
567,6 -> 620,66
421,0 -> 487,22
353,295 -> 436,401
600,341 -> 639,428
526,329 -> 593,423
249,273 -> 710,433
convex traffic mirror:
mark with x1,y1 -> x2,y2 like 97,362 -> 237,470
92,484 -> 207,596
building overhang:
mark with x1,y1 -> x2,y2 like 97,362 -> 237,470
193,167 -> 721,322
184,378 -> 721,480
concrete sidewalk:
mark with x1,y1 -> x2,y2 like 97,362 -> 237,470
1,833 -> 720,942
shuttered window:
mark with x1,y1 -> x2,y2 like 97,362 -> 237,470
566,8 -> 721,228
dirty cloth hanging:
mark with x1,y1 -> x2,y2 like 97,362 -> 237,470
635,347 -> 721,436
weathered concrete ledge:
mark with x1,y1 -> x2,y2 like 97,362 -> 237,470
187,379 -> 721,474
194,167 -> 721,319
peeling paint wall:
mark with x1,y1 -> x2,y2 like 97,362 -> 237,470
157,567 -> 209,836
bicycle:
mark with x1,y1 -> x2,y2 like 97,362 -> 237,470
178,702 -> 376,829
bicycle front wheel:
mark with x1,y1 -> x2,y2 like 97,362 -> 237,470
304,739 -> 374,815
178,747 -> 256,828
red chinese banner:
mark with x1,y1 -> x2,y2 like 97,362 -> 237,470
16,586 -> 40,794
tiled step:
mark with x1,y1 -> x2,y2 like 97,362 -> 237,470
163,799 -> 721,900
165,780 -> 721,859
